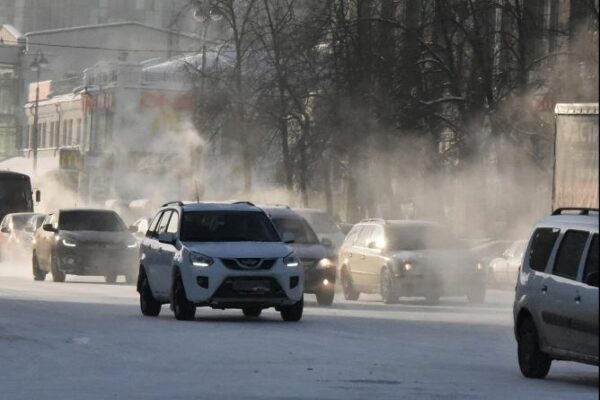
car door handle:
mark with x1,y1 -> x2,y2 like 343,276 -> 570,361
541,285 -> 548,294
574,295 -> 581,304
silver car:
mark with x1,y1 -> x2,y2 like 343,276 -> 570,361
513,208 -> 598,378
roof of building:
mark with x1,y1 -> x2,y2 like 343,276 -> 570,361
0,24 -> 25,41
25,21 -> 199,40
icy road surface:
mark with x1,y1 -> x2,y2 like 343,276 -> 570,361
0,263 -> 597,400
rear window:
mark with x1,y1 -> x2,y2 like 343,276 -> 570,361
528,228 -> 560,272
180,211 -> 280,242
583,234 -> 598,284
59,211 -> 126,232
552,230 -> 589,280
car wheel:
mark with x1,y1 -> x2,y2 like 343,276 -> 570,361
518,317 -> 551,378
50,255 -> 66,282
380,268 -> 398,304
467,287 -> 486,304
32,253 -> 47,281
315,285 -> 335,306
280,298 -> 303,322
172,271 -> 196,321
341,268 -> 360,301
139,270 -> 161,317
242,307 -> 262,317
104,273 -> 118,284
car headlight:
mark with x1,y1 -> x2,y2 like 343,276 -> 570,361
62,239 -> 77,247
476,262 -> 484,271
318,258 -> 333,268
283,253 -> 300,268
190,252 -> 213,267
404,262 -> 413,272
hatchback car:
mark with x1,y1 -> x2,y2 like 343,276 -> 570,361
137,201 -> 304,321
32,209 -> 138,283
488,240 -> 527,287
0,212 -> 45,260
261,205 -> 337,305
514,208 -> 598,378
339,219 -> 486,304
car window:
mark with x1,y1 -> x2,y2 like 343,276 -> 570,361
344,225 -> 361,246
0,217 -> 8,232
59,211 -> 126,232
371,225 -> 384,247
167,212 -> 179,234
157,211 -> 172,235
147,212 -> 162,238
356,226 -> 374,247
180,211 -> 280,242
583,234 -> 598,286
50,214 -> 58,229
271,216 -> 319,244
552,230 -> 589,281
528,228 -> 560,272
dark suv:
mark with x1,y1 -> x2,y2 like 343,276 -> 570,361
32,209 -> 138,283
339,219 -> 486,304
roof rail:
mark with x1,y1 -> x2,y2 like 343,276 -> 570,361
161,200 -> 184,207
360,218 -> 386,224
552,208 -> 599,216
231,201 -> 256,207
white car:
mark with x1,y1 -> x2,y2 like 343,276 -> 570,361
514,208 -> 598,378
137,201 -> 304,321
488,240 -> 527,287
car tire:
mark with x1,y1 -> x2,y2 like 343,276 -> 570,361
517,317 -> 551,379
315,286 -> 335,306
32,253 -> 47,281
172,271 -> 196,321
380,268 -> 398,304
467,287 -> 486,304
242,307 -> 262,317
139,270 -> 161,317
341,268 -> 360,301
280,298 -> 303,322
104,273 -> 118,284
50,255 -> 66,282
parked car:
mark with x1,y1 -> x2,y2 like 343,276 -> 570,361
261,205 -> 337,305
0,212 -> 45,260
470,239 -> 513,268
488,240 -> 527,287
339,219 -> 486,304
130,217 -> 150,243
137,201 -> 304,321
293,208 -> 346,251
514,208 -> 598,379
32,209 -> 138,283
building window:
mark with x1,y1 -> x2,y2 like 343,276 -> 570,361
68,120 -> 74,145
63,122 -> 68,146
76,119 -> 82,145
54,121 -> 60,147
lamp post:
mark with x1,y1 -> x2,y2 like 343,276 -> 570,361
193,2 -> 222,93
29,51 -> 49,176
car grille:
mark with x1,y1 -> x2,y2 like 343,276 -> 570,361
301,259 -> 319,269
213,277 -> 285,298
221,258 -> 277,270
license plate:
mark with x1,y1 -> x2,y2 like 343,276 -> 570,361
232,280 -> 271,293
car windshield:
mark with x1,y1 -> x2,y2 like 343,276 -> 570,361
59,211 -> 127,232
180,211 -> 280,242
10,214 -> 33,231
386,225 -> 463,250
271,217 -> 320,244
297,210 -> 340,234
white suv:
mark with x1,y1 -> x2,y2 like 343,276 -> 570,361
136,201 -> 304,321
514,208 -> 598,378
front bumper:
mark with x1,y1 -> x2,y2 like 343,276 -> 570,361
56,245 -> 138,275
392,268 -> 486,296
180,260 -> 304,308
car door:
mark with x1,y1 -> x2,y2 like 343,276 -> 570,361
571,233 -> 599,358
149,210 -> 173,296
351,225 -> 374,291
38,213 -> 56,270
364,225 -> 385,289
141,211 -> 163,291
542,229 -> 589,353
154,210 -> 179,295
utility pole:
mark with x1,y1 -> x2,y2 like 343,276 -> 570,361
29,51 -> 49,176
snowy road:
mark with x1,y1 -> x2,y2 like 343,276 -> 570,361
0,263 -> 598,400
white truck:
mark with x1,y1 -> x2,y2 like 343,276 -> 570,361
552,103 -> 599,211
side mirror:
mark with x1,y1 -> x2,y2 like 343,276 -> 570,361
321,237 -> 333,248
0,227 -> 9,233
282,232 -> 295,244
158,232 -> 176,245
367,241 -> 380,250
585,271 -> 599,288
42,223 -> 57,233
35,190 -> 41,203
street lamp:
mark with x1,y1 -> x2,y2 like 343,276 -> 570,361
29,51 -> 49,176
193,2 -> 222,93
